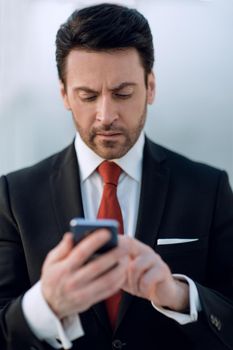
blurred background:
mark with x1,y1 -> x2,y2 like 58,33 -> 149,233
0,0 -> 232,186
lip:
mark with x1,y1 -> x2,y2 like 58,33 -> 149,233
96,132 -> 123,139
96,132 -> 122,136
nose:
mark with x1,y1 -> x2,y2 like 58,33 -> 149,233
96,96 -> 118,125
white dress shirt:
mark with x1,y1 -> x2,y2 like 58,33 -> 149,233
22,131 -> 201,349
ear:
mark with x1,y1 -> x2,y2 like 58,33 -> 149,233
60,81 -> 71,110
146,72 -> 156,105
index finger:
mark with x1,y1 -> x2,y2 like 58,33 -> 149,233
118,235 -> 153,258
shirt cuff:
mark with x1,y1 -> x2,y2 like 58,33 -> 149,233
22,280 -> 84,349
151,274 -> 201,325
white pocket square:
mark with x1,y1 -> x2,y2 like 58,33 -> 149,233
157,238 -> 199,245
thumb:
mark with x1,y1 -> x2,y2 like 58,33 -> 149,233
45,232 -> 74,264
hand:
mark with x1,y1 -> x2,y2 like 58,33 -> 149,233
41,230 -> 129,319
120,236 -> 189,312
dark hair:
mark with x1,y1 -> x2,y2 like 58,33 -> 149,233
55,3 -> 154,86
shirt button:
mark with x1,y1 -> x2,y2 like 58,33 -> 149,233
112,339 -> 126,349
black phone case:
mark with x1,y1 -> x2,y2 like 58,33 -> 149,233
70,218 -> 118,254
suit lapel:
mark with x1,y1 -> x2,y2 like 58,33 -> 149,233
91,302 -> 113,334
135,138 -> 170,246
116,138 -> 170,329
50,143 -> 84,236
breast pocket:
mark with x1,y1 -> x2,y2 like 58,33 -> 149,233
154,236 -> 208,282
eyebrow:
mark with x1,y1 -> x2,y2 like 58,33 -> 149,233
74,82 -> 137,94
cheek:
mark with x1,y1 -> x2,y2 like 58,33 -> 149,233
120,95 -> 146,120
71,103 -> 96,127
132,90 -> 147,109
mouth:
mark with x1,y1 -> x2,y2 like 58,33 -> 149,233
95,132 -> 123,140
96,131 -> 122,136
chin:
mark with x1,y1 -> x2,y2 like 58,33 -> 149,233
85,137 -> 133,159
94,146 -> 130,160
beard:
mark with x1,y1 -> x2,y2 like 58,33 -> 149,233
73,104 -> 147,159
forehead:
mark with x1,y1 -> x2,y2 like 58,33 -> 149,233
64,48 -> 145,88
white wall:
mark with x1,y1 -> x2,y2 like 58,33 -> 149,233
142,0 -> 233,185
0,0 -> 232,185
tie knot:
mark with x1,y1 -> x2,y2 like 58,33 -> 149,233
97,161 -> 122,186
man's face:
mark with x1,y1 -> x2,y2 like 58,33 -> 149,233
61,48 -> 155,159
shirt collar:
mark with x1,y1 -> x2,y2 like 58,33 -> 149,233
74,131 -> 145,183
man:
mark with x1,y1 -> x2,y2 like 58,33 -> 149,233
0,3 -> 232,350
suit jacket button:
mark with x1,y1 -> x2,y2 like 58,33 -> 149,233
210,314 -> 216,324
210,314 -> 222,331
112,339 -> 126,349
216,319 -> 222,331
30,347 -> 39,350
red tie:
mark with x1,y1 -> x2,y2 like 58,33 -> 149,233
97,161 -> 123,329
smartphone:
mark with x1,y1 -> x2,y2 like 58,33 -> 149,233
69,218 -> 118,255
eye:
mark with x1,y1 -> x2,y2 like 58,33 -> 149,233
81,95 -> 97,102
114,93 -> 132,99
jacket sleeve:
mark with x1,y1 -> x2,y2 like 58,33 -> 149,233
0,176 -> 52,350
180,171 -> 233,350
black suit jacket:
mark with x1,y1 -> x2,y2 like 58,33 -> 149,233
0,138 -> 232,350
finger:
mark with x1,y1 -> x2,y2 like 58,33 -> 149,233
137,266 -> 165,301
45,232 -> 74,264
127,255 -> 155,295
73,256 -> 128,306
137,258 -> 172,300
69,245 -> 128,287
67,229 -> 111,268
119,235 -> 150,258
